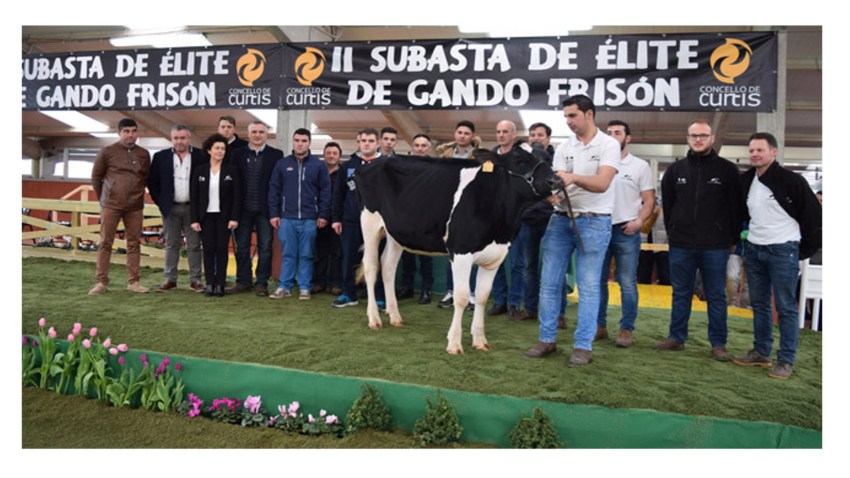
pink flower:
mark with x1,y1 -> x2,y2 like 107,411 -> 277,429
72,323 -> 82,336
162,356 -> 170,366
82,339 -> 91,349
175,363 -> 182,371
89,327 -> 97,337
109,347 -> 118,356
103,338 -> 111,348
308,414 -> 315,424
140,353 -> 148,363
244,395 -> 262,414
33,340 -> 38,348
48,327 -> 57,339
38,317 -> 46,327
117,343 -> 128,352
67,334 -> 75,342
118,356 -> 125,366
22,336 -> 28,346
278,405 -> 288,416
289,401 -> 300,416
320,409 -> 327,417
325,415 -> 338,425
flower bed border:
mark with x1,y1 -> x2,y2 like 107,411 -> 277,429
119,348 -> 820,448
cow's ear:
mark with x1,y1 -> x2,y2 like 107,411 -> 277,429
472,149 -> 498,165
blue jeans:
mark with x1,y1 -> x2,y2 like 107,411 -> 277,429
234,210 -> 273,287
279,219 -> 318,290
745,241 -> 800,364
538,214 -> 611,349
598,225 -> 641,331
491,231 -> 526,307
668,246 -> 729,346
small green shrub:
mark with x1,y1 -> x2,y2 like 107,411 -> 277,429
345,382 -> 392,433
413,389 -> 463,447
508,407 -> 563,448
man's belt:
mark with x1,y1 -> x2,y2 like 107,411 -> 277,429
555,211 -> 611,218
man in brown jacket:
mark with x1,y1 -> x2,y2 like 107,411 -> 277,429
89,118 -> 152,295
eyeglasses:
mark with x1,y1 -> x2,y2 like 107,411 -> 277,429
687,134 -> 711,140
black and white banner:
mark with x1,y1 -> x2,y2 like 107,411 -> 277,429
22,31 -> 777,112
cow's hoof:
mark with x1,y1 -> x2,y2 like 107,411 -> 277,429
390,321 -> 404,328
473,343 -> 492,352
368,322 -> 383,330
446,348 -> 464,355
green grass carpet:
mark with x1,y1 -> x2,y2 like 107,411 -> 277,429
21,258 -> 822,431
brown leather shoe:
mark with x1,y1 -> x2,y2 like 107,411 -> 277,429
524,341 -> 557,358
329,287 -> 343,296
594,326 -> 609,341
568,348 -> 592,366
156,281 -> 177,292
127,281 -> 150,293
226,283 -> 251,294
652,338 -> 685,351
615,329 -> 634,348
189,282 -> 205,293
255,285 -> 269,297
711,346 -> 731,362
509,309 -> 536,321
557,316 -> 567,330
311,284 -> 325,294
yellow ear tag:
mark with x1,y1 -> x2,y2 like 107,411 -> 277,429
482,160 -> 494,173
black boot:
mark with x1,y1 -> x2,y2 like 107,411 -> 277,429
418,289 -> 432,304
215,285 -> 225,297
204,284 -> 214,297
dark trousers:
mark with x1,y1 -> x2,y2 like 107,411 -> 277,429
314,226 -> 342,289
401,251 -> 433,291
638,250 -> 670,285
201,213 -> 230,288
341,221 -> 384,300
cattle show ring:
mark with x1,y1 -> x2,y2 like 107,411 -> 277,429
20,23 -> 824,459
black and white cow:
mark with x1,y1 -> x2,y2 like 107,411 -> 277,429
356,143 -> 557,354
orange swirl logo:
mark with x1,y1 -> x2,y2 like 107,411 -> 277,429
295,47 -> 326,86
710,38 -> 752,84
236,48 -> 266,87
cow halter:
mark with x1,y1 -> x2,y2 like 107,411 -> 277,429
506,159 -> 549,197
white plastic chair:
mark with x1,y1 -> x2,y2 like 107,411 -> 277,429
798,258 -> 823,330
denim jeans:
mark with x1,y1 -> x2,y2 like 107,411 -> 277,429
234,210 -> 273,287
745,241 -> 800,364
279,219 -> 318,291
522,221 -> 567,315
491,231 -> 526,307
538,214 -> 611,349
668,246 -> 729,346
598,225 -> 641,331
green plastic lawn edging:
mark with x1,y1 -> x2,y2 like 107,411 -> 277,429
110,348 -> 820,449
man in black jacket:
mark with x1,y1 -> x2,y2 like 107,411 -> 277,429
226,121 -> 283,296
148,125 -> 209,293
653,120 -> 744,361
731,132 -> 822,379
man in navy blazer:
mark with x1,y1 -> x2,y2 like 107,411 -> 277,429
226,120 -> 284,296
148,125 -> 209,292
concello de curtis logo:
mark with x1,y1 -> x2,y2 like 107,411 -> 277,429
295,47 -> 326,86
710,38 -> 752,84
236,48 -> 266,87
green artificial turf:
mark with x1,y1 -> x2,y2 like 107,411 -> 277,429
21,258 -> 822,431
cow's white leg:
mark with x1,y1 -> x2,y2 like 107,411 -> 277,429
381,235 -> 405,327
446,254 -> 474,354
360,210 -> 384,329
471,265 -> 499,351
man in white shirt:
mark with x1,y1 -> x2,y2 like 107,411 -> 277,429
148,125 -> 209,292
524,95 -> 619,366
596,120 -> 656,347
731,132 -> 822,379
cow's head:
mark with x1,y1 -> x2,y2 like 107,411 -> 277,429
474,142 -> 561,199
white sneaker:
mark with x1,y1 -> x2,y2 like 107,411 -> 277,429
270,287 -> 291,299
438,292 -> 453,309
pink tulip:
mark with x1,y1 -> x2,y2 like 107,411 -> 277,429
175,363 -> 182,371
103,338 -> 111,348
89,327 -> 97,337
109,347 -> 118,356
22,336 -> 28,346
118,356 -> 125,366
67,334 -> 75,342
117,343 -> 128,352
38,317 -> 46,327
82,339 -> 91,349
48,327 -> 57,339
33,340 -> 38,348
72,323 -> 82,335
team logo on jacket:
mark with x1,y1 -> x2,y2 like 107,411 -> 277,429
708,177 -> 722,185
